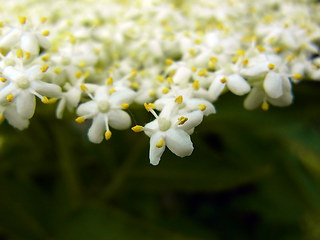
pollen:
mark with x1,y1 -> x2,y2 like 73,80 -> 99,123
162,88 -> 169,94
105,131 -> 112,140
42,30 -> 50,36
156,139 -> 164,148
192,80 -> 200,90
0,77 -> 6,82
25,52 -> 31,59
75,71 -> 82,78
178,116 -> 188,125
0,114 -> 3,121
191,67 -> 197,72
189,49 -> 196,56
198,104 -> 207,111
84,71 -> 90,78
80,84 -> 88,92
236,49 -> 245,57
40,65 -> 49,72
130,82 -> 139,90
40,17 -> 47,23
194,39 -> 201,44
274,47 -> 281,53
107,77 -> 113,85
41,96 -> 49,104
242,59 -> 249,66
257,45 -> 265,52
54,68 -> 62,74
75,116 -> 85,123
131,125 -> 144,132
121,103 -> 129,109
220,77 -> 227,83
16,49 -> 23,58
149,90 -> 156,97
47,98 -> 57,104
293,73 -> 302,80
18,16 -> 26,24
165,59 -> 173,65
78,61 -> 86,67
261,101 -> 269,111
285,55 -> 296,62
232,56 -> 239,63
109,89 -> 116,95
167,77 -> 173,84
198,69 -> 207,77
6,94 -> 14,102
157,75 -> 164,82
268,63 -> 275,70
144,103 -> 156,112
175,95 -> 183,104
130,69 -> 138,77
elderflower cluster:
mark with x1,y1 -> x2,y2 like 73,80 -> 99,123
0,0 -> 319,165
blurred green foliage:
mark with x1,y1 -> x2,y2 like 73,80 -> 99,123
0,82 -> 320,240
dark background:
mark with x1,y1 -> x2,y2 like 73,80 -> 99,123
0,81 -> 319,240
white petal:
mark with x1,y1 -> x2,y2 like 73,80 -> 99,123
177,110 -> 203,131
4,105 -> 29,130
208,77 -> 225,101
3,66 -> 24,82
109,88 -> 136,105
76,101 -> 97,116
268,91 -> 293,107
144,119 -> 158,137
66,88 -> 81,109
149,131 -> 165,166
32,81 -> 62,97
16,91 -> 35,119
165,128 -> 193,157
21,33 -> 39,55
0,29 -> 20,49
173,67 -> 192,85
88,114 -> 105,144
227,74 -> 251,96
25,65 -> 42,81
108,110 -> 131,130
56,98 -> 66,119
243,87 -> 265,110
241,63 -> 269,78
36,34 -> 50,50
263,71 -> 283,98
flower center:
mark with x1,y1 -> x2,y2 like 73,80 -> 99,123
158,117 -> 171,131
98,100 -> 110,113
16,76 -> 30,89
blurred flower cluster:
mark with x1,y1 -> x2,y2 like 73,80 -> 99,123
0,0 -> 319,165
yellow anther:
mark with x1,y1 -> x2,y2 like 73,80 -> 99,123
75,116 -> 85,124
16,49 -> 23,58
107,77 -> 113,85
242,59 -> 249,66
0,21 -> 3,27
165,59 -> 173,65
198,104 -> 207,111
156,139 -> 164,148
236,49 -> 245,57
84,71 -> 90,78
94,49 -> 100,54
189,49 -> 196,56
105,131 -> 112,140
41,96 -> 49,104
144,103 -> 156,112
198,69 -> 207,77
109,88 -> 116,95
194,39 -> 202,44
40,17 -> 47,23
47,98 -> 57,104
274,47 -> 281,53
268,63 -> 275,70
157,75 -> 164,82
18,16 -> 26,24
149,90 -> 156,97
25,52 -> 30,60
0,77 -> 6,82
131,125 -> 144,133
54,68 -> 62,74
178,116 -> 188,125
191,67 -> 197,72
184,32 -> 190,37
130,82 -> 139,90
40,65 -> 49,72
192,80 -> 200,90
257,45 -> 265,52
6,94 -> 13,102
69,35 -> 76,44
78,61 -> 86,67
75,71 -> 82,78
220,77 -> 227,83
162,88 -> 169,94
169,70 -> 176,77
175,95 -> 183,104
268,37 -> 275,43
167,77 -> 173,84
285,55 -> 296,62
42,30 -> 50,36
293,73 -> 302,80
130,69 -> 138,78
0,114 -> 3,122
261,101 -> 269,111
121,103 -> 129,109
232,56 -> 239,63
284,23 -> 289,28
210,56 -> 218,63
80,84 -> 88,92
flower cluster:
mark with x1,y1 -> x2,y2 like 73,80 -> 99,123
0,0 -> 319,165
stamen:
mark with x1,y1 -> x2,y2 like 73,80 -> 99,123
167,77 -> 173,84
105,130 -> 112,140
41,96 -> 49,104
42,30 -> 50,36
121,103 -> 129,109
80,84 -> 88,92
75,116 -> 85,123
178,116 -> 188,125
0,77 -> 6,82
6,94 -> 14,102
109,89 -> 116,95
162,88 -> 169,94
18,16 -> 26,24
198,69 -> 207,77
75,71 -> 82,78
293,73 -> 302,80
268,63 -> 275,70
261,101 -> 269,111
106,77 -> 113,85
198,104 -> 206,111
220,77 -> 227,83
25,52 -> 31,59
156,139 -> 164,148
175,95 -> 183,104
40,17 -> 47,23
192,80 -> 199,90
165,59 -> 173,65
17,49 -> 23,58
131,125 -> 144,132
40,65 -> 49,72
